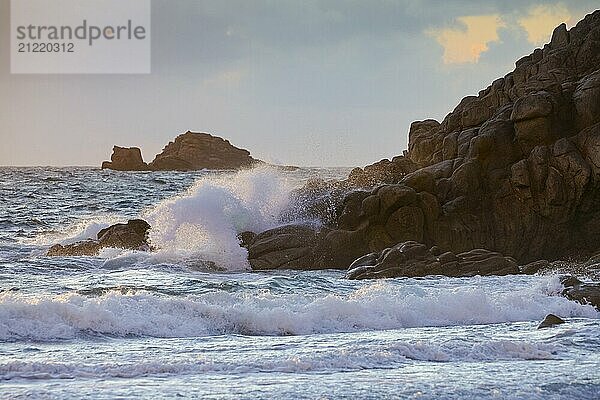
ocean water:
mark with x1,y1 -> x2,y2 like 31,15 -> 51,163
1,167 -> 599,399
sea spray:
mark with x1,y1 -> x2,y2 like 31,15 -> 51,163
142,167 -> 294,270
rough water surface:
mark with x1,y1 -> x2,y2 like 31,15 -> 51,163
1,167 -> 599,399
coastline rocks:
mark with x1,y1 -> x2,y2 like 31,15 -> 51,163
278,11 -> 600,271
560,275 -> 600,310
245,224 -> 323,270
101,146 -> 148,171
345,241 -> 518,280
102,131 -> 260,171
47,219 -> 151,256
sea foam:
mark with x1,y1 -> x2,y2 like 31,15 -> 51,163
1,276 -> 597,341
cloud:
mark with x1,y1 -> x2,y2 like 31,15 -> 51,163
518,4 -> 571,45
428,15 -> 506,64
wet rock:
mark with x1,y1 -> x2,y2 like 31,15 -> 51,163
47,219 -> 151,256
237,231 -> 257,248
346,241 -> 518,280
520,260 -> 550,275
537,314 -> 565,329
247,224 -> 322,270
560,275 -> 600,310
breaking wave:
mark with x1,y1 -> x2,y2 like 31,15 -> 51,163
1,276 -> 597,341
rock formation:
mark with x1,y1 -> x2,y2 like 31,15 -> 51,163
345,241 -> 519,280
248,11 -> 600,277
101,131 -> 260,171
101,146 -> 148,171
47,219 -> 151,256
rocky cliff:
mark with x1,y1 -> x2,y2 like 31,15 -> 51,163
247,11 -> 600,275
101,131 -> 260,171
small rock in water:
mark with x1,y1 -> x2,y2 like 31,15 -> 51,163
537,314 -> 565,329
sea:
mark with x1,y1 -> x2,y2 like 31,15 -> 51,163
0,166 -> 599,399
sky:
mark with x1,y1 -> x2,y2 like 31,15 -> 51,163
1,0 -> 598,167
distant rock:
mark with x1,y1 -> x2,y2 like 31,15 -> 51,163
102,131 -> 261,171
149,131 -> 260,171
101,146 -> 148,171
47,219 -> 151,256
538,314 -> 565,329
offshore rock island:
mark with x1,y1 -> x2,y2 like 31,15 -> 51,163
101,131 -> 261,171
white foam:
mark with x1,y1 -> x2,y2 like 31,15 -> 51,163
0,339 -> 560,380
141,167 -> 293,271
0,276 -> 597,341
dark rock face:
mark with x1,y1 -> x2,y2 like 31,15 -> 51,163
47,219 -> 151,256
345,241 -> 518,280
538,314 -> 566,329
245,224 -> 325,270
101,146 -> 148,171
149,131 -> 260,171
276,12 -> 600,271
560,275 -> 600,310
102,131 -> 260,171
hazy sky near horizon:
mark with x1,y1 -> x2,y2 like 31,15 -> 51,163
1,0 -> 598,167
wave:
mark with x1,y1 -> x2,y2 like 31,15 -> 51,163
1,276 -> 597,341
28,167 -> 303,270
0,339 -> 560,380
141,167 -> 294,271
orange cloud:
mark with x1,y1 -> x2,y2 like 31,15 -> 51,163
518,4 -> 572,45
428,15 -> 506,64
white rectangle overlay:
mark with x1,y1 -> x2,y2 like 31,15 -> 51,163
11,0 -> 151,74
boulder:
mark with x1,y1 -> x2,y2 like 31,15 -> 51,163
246,224 -> 322,270
537,314 -> 566,329
346,241 -> 518,280
47,219 -> 151,256
101,146 -> 148,171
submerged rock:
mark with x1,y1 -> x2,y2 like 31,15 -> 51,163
537,314 -> 566,329
346,240 -> 518,279
47,219 -> 151,256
